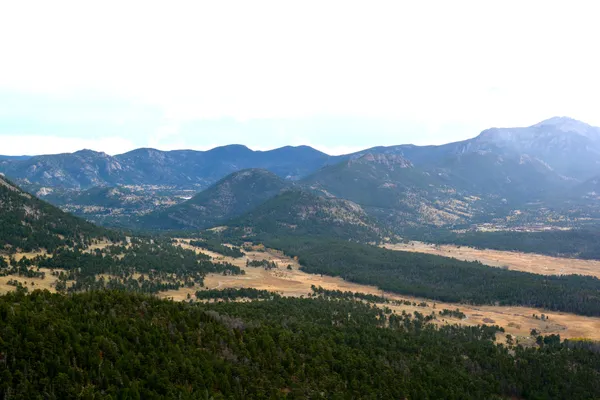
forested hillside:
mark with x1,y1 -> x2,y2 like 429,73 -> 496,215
0,175 -> 121,253
137,169 -> 291,230
229,189 -> 385,242
2,290 -> 600,399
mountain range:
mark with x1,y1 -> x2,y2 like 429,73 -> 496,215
3,116 -> 600,233
0,155 -> 30,161
347,117 -> 600,180
3,117 -> 599,189
0,145 -> 335,189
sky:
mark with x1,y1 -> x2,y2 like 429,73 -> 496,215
1,0 -> 599,156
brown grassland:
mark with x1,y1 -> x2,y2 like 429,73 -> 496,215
383,241 -> 600,278
0,268 -> 67,294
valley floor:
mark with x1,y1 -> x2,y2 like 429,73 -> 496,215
383,241 -> 600,278
164,241 -> 600,344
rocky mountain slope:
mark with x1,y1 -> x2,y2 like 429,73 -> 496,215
472,117 -> 600,180
0,150 -> 129,188
302,153 -> 475,227
351,117 -> 600,183
576,175 -> 600,199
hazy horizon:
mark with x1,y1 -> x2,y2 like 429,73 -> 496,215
2,115 -> 591,157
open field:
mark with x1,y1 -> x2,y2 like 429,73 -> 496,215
383,241 -> 600,278
5,239 -> 117,263
0,268 -> 65,294
11,250 -> 47,261
176,240 -> 236,260
162,244 -> 600,343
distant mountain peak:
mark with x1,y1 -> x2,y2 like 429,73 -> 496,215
475,116 -> 600,147
208,144 -> 252,153
350,153 -> 413,168
126,147 -> 161,154
73,149 -> 110,157
532,116 -> 595,134
534,116 -> 581,125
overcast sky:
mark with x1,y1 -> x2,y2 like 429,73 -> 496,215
1,1 -> 599,156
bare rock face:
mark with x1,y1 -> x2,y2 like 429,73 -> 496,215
349,153 -> 413,169
36,187 -> 54,197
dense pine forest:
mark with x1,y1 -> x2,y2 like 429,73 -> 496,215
2,290 -> 600,399
260,236 -> 600,316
